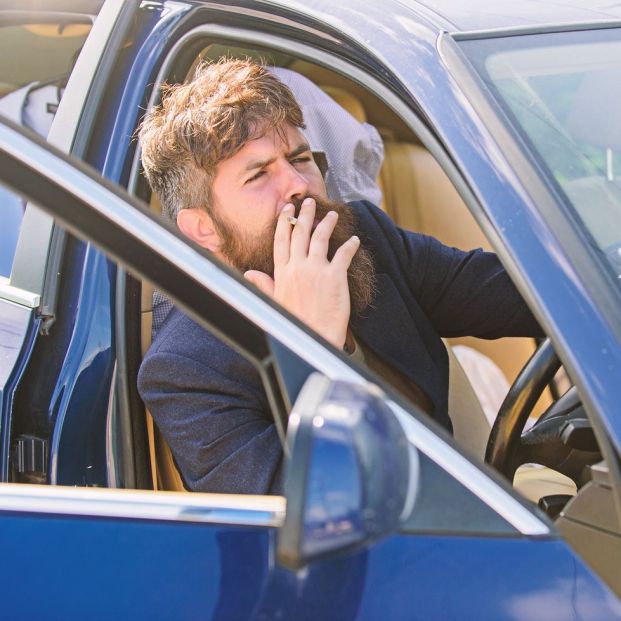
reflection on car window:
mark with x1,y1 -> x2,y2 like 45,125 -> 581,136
0,21 -> 90,277
460,29 -> 621,284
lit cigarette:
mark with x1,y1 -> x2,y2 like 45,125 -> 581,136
286,215 -> 298,225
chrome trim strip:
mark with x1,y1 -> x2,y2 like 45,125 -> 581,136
0,278 -> 40,308
105,363 -> 120,488
451,20 -> 621,41
400,444 -> 420,522
0,484 -> 285,527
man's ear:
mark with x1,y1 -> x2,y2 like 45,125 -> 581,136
176,208 -> 221,253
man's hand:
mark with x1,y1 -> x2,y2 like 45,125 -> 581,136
244,197 -> 360,349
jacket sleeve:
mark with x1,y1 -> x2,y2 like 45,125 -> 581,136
406,233 -> 542,338
358,201 -> 543,339
138,318 -> 283,495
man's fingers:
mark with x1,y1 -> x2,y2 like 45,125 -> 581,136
244,270 -> 275,297
308,210 -> 338,259
289,197 -> 315,259
330,235 -> 361,271
274,203 -> 295,266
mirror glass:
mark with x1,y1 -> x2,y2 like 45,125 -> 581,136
303,411 -> 365,556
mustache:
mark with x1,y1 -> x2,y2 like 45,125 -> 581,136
287,195 -> 356,259
289,195 -> 336,219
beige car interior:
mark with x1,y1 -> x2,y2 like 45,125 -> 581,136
139,47 -> 575,502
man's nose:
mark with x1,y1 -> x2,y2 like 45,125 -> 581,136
282,161 -> 309,202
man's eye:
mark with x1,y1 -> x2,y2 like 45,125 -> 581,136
291,156 -> 312,165
246,170 -> 266,183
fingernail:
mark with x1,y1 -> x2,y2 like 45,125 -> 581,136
282,203 -> 294,213
302,197 -> 314,206
327,210 -> 337,218
351,235 -> 360,243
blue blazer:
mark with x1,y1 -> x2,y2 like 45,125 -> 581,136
138,201 -> 540,494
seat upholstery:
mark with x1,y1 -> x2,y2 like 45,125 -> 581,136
320,85 -> 367,123
445,340 -> 491,459
379,140 -> 540,386
140,194 -> 186,491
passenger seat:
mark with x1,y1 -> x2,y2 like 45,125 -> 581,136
379,140 -> 540,387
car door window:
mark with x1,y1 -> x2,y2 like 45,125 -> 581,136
0,17 -> 92,278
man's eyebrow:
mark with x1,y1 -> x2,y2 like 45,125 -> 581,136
286,143 -> 311,159
243,156 -> 275,173
242,143 -> 312,173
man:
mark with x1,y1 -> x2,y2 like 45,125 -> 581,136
138,58 -> 540,494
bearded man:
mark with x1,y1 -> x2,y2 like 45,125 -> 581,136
137,58 -> 541,494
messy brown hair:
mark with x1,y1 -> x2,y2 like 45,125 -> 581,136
138,58 -> 305,219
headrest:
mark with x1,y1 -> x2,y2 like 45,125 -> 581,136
270,67 -> 384,206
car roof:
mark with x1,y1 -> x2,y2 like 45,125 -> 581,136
403,0 -> 621,32
5,1 -> 620,34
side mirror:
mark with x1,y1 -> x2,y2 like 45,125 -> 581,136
277,374 -> 419,570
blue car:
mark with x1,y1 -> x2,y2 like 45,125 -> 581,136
1,1 -> 621,618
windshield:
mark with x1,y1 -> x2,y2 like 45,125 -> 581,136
459,28 -> 621,280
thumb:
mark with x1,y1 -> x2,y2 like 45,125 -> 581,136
244,270 -> 275,297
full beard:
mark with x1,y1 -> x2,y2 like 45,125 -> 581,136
212,195 -> 376,316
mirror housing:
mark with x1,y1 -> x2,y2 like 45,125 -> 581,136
277,374 -> 418,570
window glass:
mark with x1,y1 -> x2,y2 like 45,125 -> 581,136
460,29 -> 621,284
0,21 -> 91,277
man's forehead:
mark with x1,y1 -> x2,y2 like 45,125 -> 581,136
246,123 -> 307,151
227,125 -> 310,170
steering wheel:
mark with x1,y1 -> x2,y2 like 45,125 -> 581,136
485,339 -> 601,486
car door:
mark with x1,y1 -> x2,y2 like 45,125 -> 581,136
1,111 -> 621,619
0,110 -> 369,619
0,3 -> 98,481
0,0 -> 196,489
